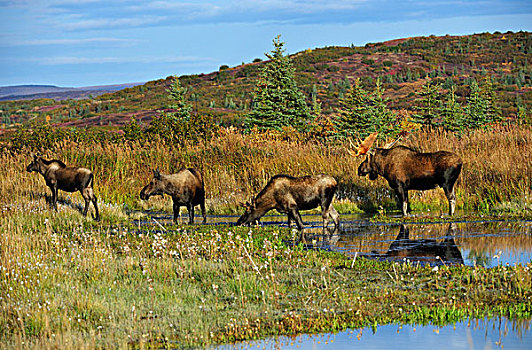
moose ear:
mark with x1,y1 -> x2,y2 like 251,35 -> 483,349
153,168 -> 161,179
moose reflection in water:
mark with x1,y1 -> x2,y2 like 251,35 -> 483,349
370,223 -> 464,265
26,155 -> 100,220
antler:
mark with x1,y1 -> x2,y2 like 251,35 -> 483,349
384,130 -> 409,149
348,132 -> 378,156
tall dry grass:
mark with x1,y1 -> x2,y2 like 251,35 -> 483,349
1,125 -> 530,216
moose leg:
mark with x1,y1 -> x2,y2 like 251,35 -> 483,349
200,200 -> 207,224
50,185 -> 58,211
288,205 -> 306,244
187,204 -> 195,225
92,195 -> 100,221
443,186 -> 457,216
172,201 -> 181,224
83,187 -> 100,221
287,213 -> 292,228
81,189 -> 91,217
394,186 -> 408,216
327,205 -> 340,227
320,194 -> 335,228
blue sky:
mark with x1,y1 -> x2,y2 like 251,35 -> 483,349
1,0 -> 531,87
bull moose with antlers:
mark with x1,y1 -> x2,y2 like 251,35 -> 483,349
353,132 -> 462,216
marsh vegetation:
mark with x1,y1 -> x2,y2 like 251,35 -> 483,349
1,126 -> 531,348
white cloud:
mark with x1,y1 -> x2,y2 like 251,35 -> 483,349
60,15 -> 167,30
31,55 -> 215,65
4,37 -> 139,46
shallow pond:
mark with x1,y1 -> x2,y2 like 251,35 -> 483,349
141,211 -> 532,349
144,212 -> 532,268
216,317 -> 532,350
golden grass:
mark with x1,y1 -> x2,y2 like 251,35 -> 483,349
1,125 -> 531,217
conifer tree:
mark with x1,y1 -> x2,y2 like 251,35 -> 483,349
464,80 -> 488,129
370,79 -> 397,137
335,78 -> 397,139
246,35 -> 311,131
440,85 -> 465,132
413,80 -> 441,127
148,76 -> 192,142
334,78 -> 373,138
166,76 -> 191,121
479,78 -> 502,124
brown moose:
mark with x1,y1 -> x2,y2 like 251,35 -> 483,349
354,132 -> 462,216
140,168 -> 206,224
236,174 -> 339,242
26,155 -> 100,220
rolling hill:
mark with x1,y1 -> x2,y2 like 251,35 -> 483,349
1,31 -> 530,130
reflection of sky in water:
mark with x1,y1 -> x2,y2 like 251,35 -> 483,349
462,248 -> 532,268
218,317 -> 532,350
142,213 -> 532,268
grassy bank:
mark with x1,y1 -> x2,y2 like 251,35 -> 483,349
1,126 -> 531,218
1,211 -> 531,348
1,126 -> 531,347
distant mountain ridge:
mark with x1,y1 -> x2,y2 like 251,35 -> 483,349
0,83 -> 145,101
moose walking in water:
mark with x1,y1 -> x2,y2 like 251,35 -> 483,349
140,168 -> 207,224
26,155 -> 100,220
353,132 -> 462,216
236,174 -> 340,242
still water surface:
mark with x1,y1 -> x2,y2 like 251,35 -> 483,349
147,212 -> 532,268
217,317 -> 532,350
143,212 -> 532,349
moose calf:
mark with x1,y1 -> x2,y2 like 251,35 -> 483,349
140,168 -> 206,224
26,155 -> 100,220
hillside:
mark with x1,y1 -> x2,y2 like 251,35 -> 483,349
1,31 -> 530,130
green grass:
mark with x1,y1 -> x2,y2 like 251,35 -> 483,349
1,126 -> 532,348
1,209 -> 531,349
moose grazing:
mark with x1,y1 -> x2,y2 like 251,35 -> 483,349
140,168 -> 206,224
354,132 -> 462,216
26,155 -> 100,220
236,174 -> 340,242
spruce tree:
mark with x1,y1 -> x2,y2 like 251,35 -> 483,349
335,78 -> 397,139
479,78 -> 502,124
464,80 -> 488,129
246,35 -> 311,131
441,85 -> 465,132
370,79 -> 397,137
413,80 -> 441,127
166,76 -> 191,121
148,76 -> 192,142
334,78 -> 373,138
